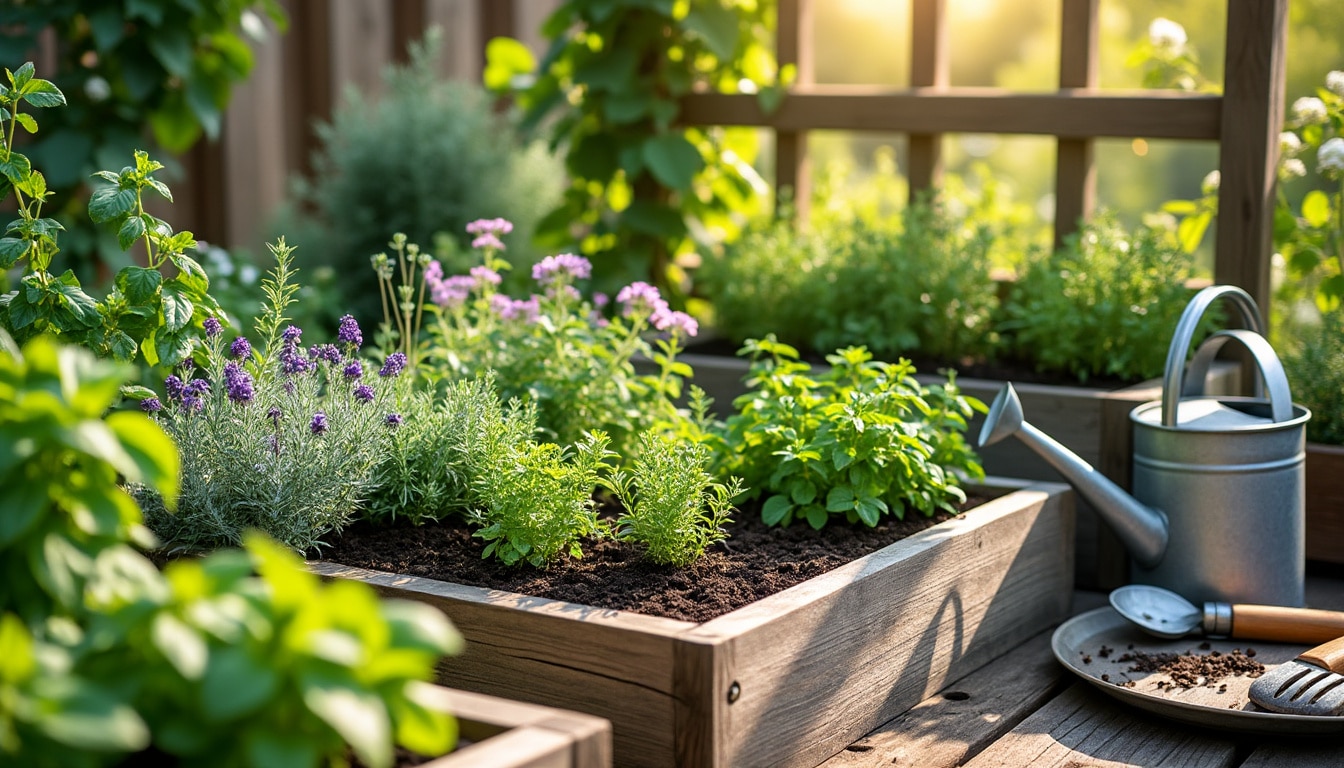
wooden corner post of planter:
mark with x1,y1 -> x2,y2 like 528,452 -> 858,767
312,479 -> 1074,768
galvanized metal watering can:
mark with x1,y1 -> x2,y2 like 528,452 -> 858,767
978,285 -> 1311,607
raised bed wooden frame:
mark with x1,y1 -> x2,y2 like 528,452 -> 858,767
425,686 -> 611,768
313,479 -> 1074,768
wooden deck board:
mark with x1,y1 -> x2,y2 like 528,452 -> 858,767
818,630 -> 1065,768
959,684 -> 1238,767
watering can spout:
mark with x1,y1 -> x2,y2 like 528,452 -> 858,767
978,383 -> 1169,568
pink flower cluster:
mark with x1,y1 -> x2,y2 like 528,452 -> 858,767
467,218 -> 513,251
532,253 -> 592,286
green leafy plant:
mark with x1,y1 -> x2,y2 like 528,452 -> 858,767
0,63 -> 223,367
1283,311 -> 1344,445
0,332 -> 462,768
129,240 -> 397,551
487,0 -> 781,297
469,430 -> 616,568
609,430 -> 742,567
0,1 -> 286,275
0,331 -> 176,625
717,338 -> 985,530
275,29 -> 563,326
1000,214 -> 1213,382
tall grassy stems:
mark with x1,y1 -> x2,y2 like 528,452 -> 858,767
1282,310 -> 1344,445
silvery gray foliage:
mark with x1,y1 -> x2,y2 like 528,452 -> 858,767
132,240 -> 400,552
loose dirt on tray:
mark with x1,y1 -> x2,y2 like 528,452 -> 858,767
1098,645 -> 1266,691
315,498 -> 973,623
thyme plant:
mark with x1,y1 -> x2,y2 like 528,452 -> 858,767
717,338 -> 985,529
610,431 -> 743,567
130,240 -> 401,551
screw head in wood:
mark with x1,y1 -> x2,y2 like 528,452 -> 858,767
727,681 -> 741,703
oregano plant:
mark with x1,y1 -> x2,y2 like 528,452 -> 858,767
0,62 -> 222,367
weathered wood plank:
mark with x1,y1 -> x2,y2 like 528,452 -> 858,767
309,564 -> 688,763
907,0 -> 948,197
959,684 -> 1238,768
1238,743 -> 1344,768
1306,443 -> 1344,565
686,485 -> 1074,768
774,0 -> 813,218
1213,0 -> 1287,321
1053,0 -> 1098,249
424,685 -> 612,768
819,629 -> 1065,768
680,90 -> 1222,139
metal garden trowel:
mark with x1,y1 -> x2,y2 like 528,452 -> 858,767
1249,636 -> 1344,716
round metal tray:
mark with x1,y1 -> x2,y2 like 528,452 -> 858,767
1052,606 -> 1344,735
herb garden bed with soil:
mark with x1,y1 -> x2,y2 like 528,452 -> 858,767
312,478 -> 1074,768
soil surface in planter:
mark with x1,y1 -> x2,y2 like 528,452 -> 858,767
315,500 -> 972,623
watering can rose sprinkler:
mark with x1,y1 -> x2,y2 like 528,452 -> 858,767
978,286 -> 1311,608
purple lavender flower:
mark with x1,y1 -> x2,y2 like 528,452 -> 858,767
531,253 -> 592,286
310,412 -> 329,435
280,344 -> 311,375
281,325 -> 303,343
309,344 -> 342,365
651,308 -> 699,339
336,314 -> 363,349
183,379 -> 210,398
353,383 -> 375,402
140,397 -> 162,413
343,361 -> 363,380
230,337 -> 252,360
379,352 -> 408,378
385,413 -> 404,428
164,375 -> 185,401
267,406 -> 282,425
471,233 -> 505,251
203,317 -> 223,338
616,281 -> 669,320
223,362 -> 255,404
466,218 -> 513,237
180,396 -> 205,414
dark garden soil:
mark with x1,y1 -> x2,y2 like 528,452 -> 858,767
315,497 -> 979,623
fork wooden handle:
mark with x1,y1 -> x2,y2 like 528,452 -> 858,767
1300,635 -> 1344,673
1231,604 -> 1344,645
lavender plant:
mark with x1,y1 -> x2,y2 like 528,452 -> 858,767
609,431 -> 743,567
717,338 -> 985,529
130,239 -> 402,551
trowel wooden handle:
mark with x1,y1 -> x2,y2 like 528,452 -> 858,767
1300,636 -> 1344,673
1231,604 -> 1344,645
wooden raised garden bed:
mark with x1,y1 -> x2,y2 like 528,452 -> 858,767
312,479 -> 1074,768
425,686 -> 611,768
665,351 -> 1241,590
1306,442 -> 1344,566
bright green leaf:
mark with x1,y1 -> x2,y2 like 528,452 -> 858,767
1302,190 -> 1332,228
303,682 -> 392,768
152,613 -> 208,679
117,265 -> 163,305
760,494 -> 793,525
160,284 -> 194,332
483,37 -> 536,92
89,186 -> 137,223
117,215 -> 147,251
825,486 -> 855,512
642,132 -> 702,191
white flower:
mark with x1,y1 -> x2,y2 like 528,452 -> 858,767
1292,97 -> 1328,126
1319,137 -> 1344,179
1201,170 -> 1221,196
1149,18 -> 1188,53
84,76 -> 111,102
1280,131 -> 1303,158
1327,70 -> 1344,98
1280,158 -> 1307,180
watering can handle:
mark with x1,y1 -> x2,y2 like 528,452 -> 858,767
1161,285 -> 1267,427
1181,329 -> 1295,423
